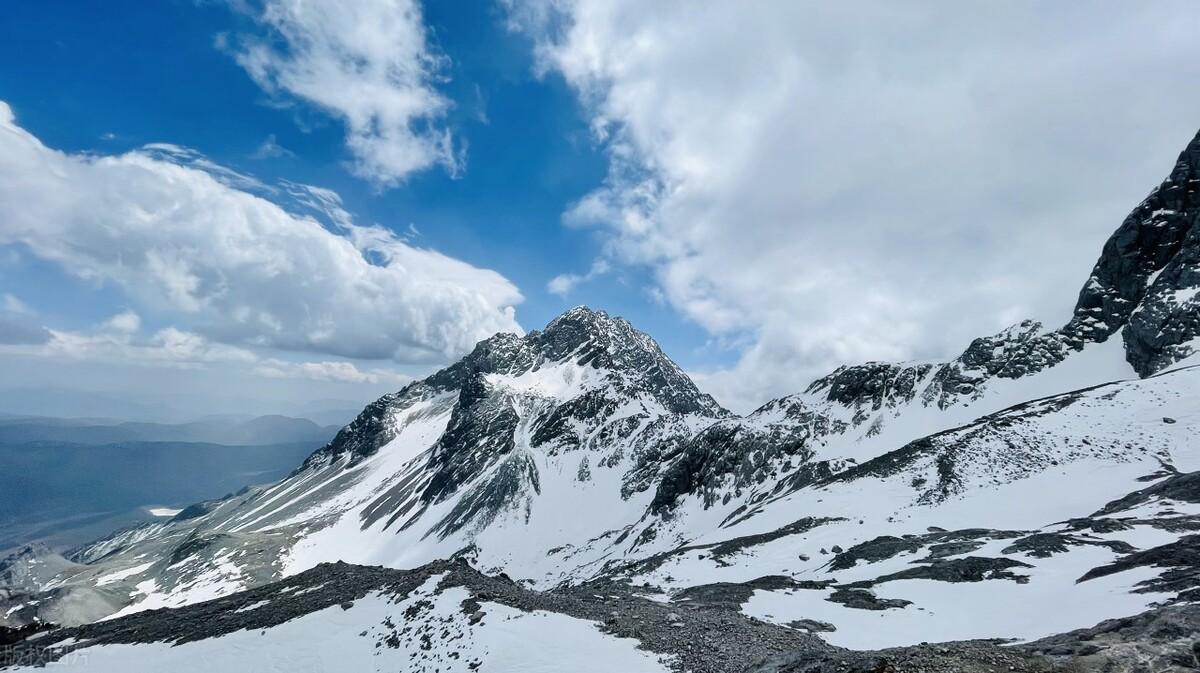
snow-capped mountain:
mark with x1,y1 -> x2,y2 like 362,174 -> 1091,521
3,129 -> 1200,671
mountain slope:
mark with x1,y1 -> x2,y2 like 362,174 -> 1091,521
3,128 -> 1200,661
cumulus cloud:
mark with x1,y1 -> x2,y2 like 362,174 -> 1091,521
511,0 -> 1200,410
547,259 -> 610,296
0,101 -> 522,365
254,358 -> 412,385
0,310 -> 412,388
104,309 -> 142,334
4,324 -> 258,368
226,0 -> 459,186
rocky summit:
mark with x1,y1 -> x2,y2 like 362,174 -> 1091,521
4,131 -> 1200,671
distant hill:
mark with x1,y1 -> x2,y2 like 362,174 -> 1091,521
0,412 -> 341,553
0,414 -> 340,446
0,439 -> 327,553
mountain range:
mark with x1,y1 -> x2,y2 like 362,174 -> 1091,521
0,415 -> 339,554
0,414 -> 339,447
2,130 -> 1200,671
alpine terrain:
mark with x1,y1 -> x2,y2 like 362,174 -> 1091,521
3,130 -> 1200,672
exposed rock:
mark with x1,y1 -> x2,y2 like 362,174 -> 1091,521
785,619 -> 837,634
1001,532 -> 1135,559
826,588 -> 912,611
845,556 -> 1034,588
1093,469 -> 1200,516
1077,535 -> 1200,598
672,576 -> 832,611
828,536 -> 923,571
1025,603 -> 1200,672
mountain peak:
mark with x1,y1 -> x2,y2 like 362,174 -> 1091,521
546,304 -> 613,327
523,306 -> 724,416
312,306 -> 724,467
537,305 -> 644,358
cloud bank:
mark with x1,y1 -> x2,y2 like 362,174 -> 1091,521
511,0 -> 1200,410
0,101 -> 522,367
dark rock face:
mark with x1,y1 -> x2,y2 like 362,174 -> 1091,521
649,420 -> 816,514
422,385 -> 521,507
302,391 -> 412,468
785,619 -> 837,634
428,451 -> 540,538
1125,233 -> 1200,375
1071,129 -> 1200,374
805,362 -> 934,420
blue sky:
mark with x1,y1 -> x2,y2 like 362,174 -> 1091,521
1,1 -> 1198,419
0,0 -> 709,350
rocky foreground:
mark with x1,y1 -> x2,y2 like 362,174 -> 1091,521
3,558 -> 1198,673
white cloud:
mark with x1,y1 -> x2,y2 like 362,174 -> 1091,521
104,310 -> 142,334
226,0 -> 458,186
547,259 -> 610,296
0,100 -> 522,365
250,134 -> 295,160
254,358 -> 411,385
0,311 -> 410,389
12,325 -> 259,369
511,0 -> 1200,410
